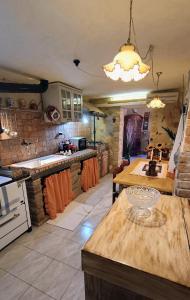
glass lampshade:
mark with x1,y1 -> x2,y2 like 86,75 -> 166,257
147,97 -> 165,109
103,44 -> 150,82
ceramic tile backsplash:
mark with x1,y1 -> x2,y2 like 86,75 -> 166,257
0,111 -> 90,166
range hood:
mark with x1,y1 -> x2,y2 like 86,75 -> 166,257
0,79 -> 48,93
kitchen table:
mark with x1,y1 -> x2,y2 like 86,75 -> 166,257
113,158 -> 174,202
82,190 -> 190,300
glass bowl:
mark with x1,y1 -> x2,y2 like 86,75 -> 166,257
125,185 -> 160,218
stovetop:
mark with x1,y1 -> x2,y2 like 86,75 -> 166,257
0,176 -> 12,187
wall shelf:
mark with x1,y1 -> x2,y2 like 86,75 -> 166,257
0,107 -> 42,113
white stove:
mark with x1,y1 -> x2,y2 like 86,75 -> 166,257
0,177 -> 31,250
0,176 -> 12,186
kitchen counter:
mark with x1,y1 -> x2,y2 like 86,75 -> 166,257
82,190 -> 190,300
8,149 -> 97,179
5,149 -> 97,226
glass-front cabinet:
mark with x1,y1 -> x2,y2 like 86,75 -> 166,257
61,88 -> 72,122
73,93 -> 82,122
43,82 -> 83,123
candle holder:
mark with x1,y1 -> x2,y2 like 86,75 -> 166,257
146,160 -> 158,176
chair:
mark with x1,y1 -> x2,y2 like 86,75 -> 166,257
112,160 -> 130,203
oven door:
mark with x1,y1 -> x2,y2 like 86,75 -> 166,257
0,181 -> 26,225
0,204 -> 27,238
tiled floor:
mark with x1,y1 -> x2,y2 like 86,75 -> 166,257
0,174 -> 112,300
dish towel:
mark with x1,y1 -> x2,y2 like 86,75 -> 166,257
0,183 -> 20,217
44,169 -> 73,219
81,157 -> 99,192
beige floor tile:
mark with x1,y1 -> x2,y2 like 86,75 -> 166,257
76,192 -> 101,206
61,271 -> 85,300
0,272 -> 29,300
98,197 -> 112,209
0,244 -> 31,271
0,174 -> 112,300
20,286 -> 53,300
22,231 -> 81,269
10,250 -> 52,284
40,223 -> 72,237
24,231 -> 67,255
32,260 -> 77,300
90,204 -> 110,216
15,226 -> 50,247
52,239 -> 82,269
81,212 -> 106,229
0,269 -> 6,278
70,225 -> 94,246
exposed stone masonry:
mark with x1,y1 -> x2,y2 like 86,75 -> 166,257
70,162 -> 82,199
26,178 -> 46,225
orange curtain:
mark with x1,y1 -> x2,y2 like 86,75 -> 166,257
44,169 -> 73,219
81,157 -> 99,192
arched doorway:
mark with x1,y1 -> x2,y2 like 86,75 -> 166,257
123,112 -> 143,158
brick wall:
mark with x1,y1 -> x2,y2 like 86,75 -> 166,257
0,110 -> 90,166
175,103 -> 190,198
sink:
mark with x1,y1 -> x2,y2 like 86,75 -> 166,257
10,155 -> 68,169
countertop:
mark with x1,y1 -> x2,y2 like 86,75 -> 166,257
113,158 -> 174,194
82,190 -> 190,299
6,149 -> 97,179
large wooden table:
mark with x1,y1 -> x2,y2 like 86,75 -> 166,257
82,190 -> 190,300
113,158 -> 174,198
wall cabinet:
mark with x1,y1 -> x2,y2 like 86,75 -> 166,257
43,82 -> 83,123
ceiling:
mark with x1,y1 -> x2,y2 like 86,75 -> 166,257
0,0 -> 189,97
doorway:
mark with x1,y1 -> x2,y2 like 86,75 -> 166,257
122,109 -> 150,160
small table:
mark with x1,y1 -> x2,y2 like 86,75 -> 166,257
113,158 -> 174,202
82,191 -> 190,300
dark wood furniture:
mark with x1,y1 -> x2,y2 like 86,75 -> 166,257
82,191 -> 190,300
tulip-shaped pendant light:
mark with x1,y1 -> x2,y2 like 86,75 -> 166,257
103,0 -> 150,82
147,72 -> 166,109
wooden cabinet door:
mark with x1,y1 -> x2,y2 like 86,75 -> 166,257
60,88 -> 72,122
73,93 -> 82,122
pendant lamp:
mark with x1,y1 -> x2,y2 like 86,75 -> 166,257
103,0 -> 150,82
147,72 -> 166,109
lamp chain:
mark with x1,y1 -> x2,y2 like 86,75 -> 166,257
156,72 -> 162,90
127,0 -> 133,43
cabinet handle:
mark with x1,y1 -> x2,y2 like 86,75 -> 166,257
0,213 -> 20,227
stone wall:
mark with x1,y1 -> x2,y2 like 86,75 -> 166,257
175,104 -> 190,198
0,110 -> 90,166
97,107 -> 121,170
149,102 -> 180,148
91,103 -> 180,170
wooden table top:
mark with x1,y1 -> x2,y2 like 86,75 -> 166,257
113,158 -> 174,194
83,191 -> 190,293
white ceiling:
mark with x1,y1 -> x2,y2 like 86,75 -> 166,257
0,0 -> 189,97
